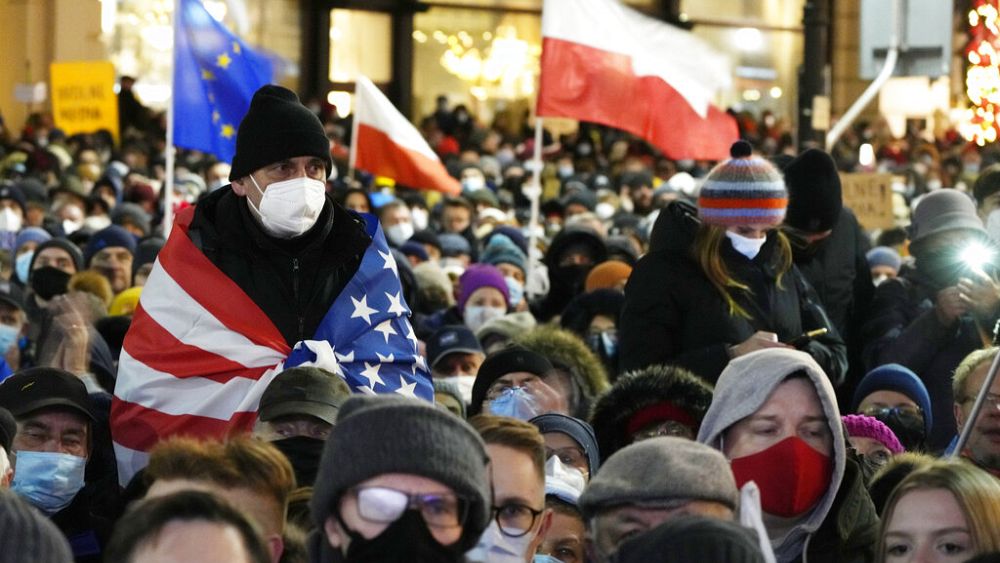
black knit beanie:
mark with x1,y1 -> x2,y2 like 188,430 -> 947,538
782,148 -> 843,233
0,489 -> 74,563
310,395 -> 490,552
469,346 -> 555,417
0,407 -> 13,452
229,85 -> 332,181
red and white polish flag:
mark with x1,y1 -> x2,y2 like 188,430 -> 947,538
537,0 -> 738,161
352,75 -> 461,195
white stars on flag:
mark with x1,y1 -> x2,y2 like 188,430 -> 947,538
351,295 -> 378,325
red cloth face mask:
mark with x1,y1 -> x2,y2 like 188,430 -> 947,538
730,436 -> 833,518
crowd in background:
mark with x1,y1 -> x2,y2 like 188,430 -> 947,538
4,83 -> 1000,563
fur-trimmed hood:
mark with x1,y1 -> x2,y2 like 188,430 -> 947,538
589,364 -> 714,461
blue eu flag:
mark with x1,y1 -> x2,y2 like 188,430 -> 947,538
173,0 -> 272,162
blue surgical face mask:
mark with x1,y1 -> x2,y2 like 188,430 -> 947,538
505,276 -> 524,308
12,450 -> 87,515
0,324 -> 19,355
488,387 -> 540,421
15,251 -> 33,284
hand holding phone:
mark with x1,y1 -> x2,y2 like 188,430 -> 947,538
787,328 -> 828,348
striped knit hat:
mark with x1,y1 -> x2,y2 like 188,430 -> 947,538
697,141 -> 788,227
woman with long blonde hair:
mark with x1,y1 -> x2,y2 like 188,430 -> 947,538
620,141 -> 846,384
879,459 -> 1000,562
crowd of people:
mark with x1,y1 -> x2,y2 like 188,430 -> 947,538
3,81 -> 1000,563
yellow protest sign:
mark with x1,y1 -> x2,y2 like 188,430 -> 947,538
49,61 -> 119,142
840,173 -> 895,230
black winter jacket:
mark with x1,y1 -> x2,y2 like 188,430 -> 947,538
790,209 -> 873,398
620,210 -> 847,385
188,187 -> 371,346
799,458 -> 879,563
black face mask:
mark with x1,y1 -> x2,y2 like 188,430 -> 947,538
874,411 -> 927,452
338,509 -> 465,563
551,264 -> 592,295
785,229 -> 827,259
30,266 -> 71,300
272,436 -> 324,487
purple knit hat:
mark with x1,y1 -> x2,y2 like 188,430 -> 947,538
842,414 -> 904,454
457,264 -> 509,312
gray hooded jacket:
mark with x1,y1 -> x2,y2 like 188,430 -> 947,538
697,349 -> 845,563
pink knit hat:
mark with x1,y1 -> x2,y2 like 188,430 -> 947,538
842,414 -> 904,454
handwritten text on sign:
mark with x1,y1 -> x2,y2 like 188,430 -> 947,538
49,61 -> 119,142
840,173 -> 895,230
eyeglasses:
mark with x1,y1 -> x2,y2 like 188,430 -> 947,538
631,419 -> 696,441
959,393 -> 1000,409
486,378 -> 540,401
859,404 -> 923,422
351,487 -> 468,529
491,503 -> 544,537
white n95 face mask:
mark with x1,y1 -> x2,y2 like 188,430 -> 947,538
725,230 -> 768,260
248,175 -> 326,239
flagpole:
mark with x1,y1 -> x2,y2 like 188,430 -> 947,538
525,116 -> 543,300
347,82 -> 360,183
163,0 -> 178,239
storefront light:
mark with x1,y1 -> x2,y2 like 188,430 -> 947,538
326,91 -> 353,119
769,86 -> 782,99
735,27 -> 764,52
858,143 -> 875,167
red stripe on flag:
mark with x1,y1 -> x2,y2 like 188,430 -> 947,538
354,123 -> 461,195
698,198 -> 790,209
158,222 -> 290,356
537,38 -> 737,161
123,304 -> 272,384
111,397 -> 257,452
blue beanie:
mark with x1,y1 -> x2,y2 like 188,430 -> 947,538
487,226 -> 528,255
400,241 -> 429,262
852,363 -> 933,436
480,234 -> 527,274
14,227 -> 51,252
439,233 -> 472,257
866,246 -> 902,271
84,225 -> 137,265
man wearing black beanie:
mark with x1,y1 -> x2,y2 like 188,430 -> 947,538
779,148 -> 873,397
113,85 -> 430,485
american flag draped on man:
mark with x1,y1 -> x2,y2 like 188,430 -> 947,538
110,4 -> 432,483
111,203 -> 432,483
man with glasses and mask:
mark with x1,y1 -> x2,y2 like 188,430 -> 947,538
952,347 -> 1000,476
468,415 -> 555,563
851,363 -> 933,452
530,413 -> 600,482
113,85 -> 428,484
310,395 -> 490,563
0,367 -> 109,563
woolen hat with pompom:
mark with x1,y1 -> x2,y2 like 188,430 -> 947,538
697,141 -> 788,227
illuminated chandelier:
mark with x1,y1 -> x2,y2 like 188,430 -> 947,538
427,25 -> 540,101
